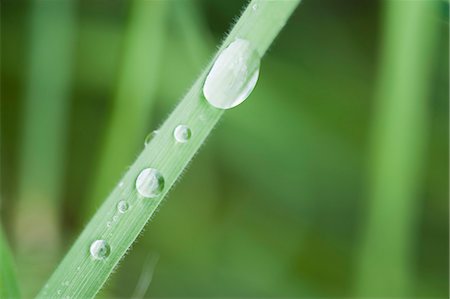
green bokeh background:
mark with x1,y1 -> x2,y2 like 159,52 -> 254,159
1,0 -> 448,298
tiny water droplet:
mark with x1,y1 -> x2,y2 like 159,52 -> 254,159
76,266 -> 81,271
106,221 -> 112,228
117,200 -> 129,213
118,181 -> 124,188
203,38 -> 260,109
113,215 -> 118,222
173,125 -> 191,143
135,168 -> 164,198
252,3 -> 258,11
90,240 -> 111,260
57,290 -> 62,295
144,130 -> 159,147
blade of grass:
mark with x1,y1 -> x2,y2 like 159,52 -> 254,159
354,0 -> 441,297
84,0 -> 169,221
14,0 -> 75,296
111,4 -> 219,295
0,226 -> 21,299
37,1 -> 300,298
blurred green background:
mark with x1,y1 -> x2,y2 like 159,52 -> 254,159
1,0 -> 448,298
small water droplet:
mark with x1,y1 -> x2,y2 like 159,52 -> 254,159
252,3 -> 258,11
113,215 -> 118,222
144,130 -> 159,147
106,221 -> 112,228
118,181 -> 124,188
203,38 -> 260,109
135,168 -> 164,198
117,200 -> 129,213
173,125 -> 191,143
57,290 -> 62,295
76,266 -> 81,271
90,240 -> 111,260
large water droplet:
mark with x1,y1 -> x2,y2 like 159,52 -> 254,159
135,168 -> 164,198
117,200 -> 129,213
173,125 -> 191,143
90,240 -> 110,260
203,38 -> 260,109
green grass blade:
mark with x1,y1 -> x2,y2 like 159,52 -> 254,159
37,1 -> 300,298
0,227 -> 21,299
84,0 -> 168,220
355,0 -> 441,297
14,0 -> 76,296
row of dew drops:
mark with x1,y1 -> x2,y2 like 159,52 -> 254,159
90,38 -> 260,261
81,37 -> 261,294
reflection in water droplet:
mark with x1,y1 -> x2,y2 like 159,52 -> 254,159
117,200 -> 129,213
203,38 -> 260,109
173,125 -> 191,143
144,130 -> 159,147
90,240 -> 111,260
135,168 -> 164,198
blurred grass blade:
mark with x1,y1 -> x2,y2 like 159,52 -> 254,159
14,0 -> 76,296
355,0 -> 441,297
37,1 -> 300,298
173,1 -> 214,68
131,253 -> 159,299
85,0 -> 169,220
0,226 -> 21,299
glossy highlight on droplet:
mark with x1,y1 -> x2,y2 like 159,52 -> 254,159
135,168 -> 164,198
117,200 -> 129,213
203,38 -> 260,109
89,240 -> 110,260
173,125 -> 191,143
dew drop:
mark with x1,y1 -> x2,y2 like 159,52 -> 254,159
113,215 -> 118,222
135,168 -> 164,198
173,125 -> 191,143
144,130 -> 159,147
57,290 -> 62,295
252,3 -> 258,11
106,221 -> 112,228
90,240 -> 111,260
117,200 -> 129,213
203,38 -> 260,109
